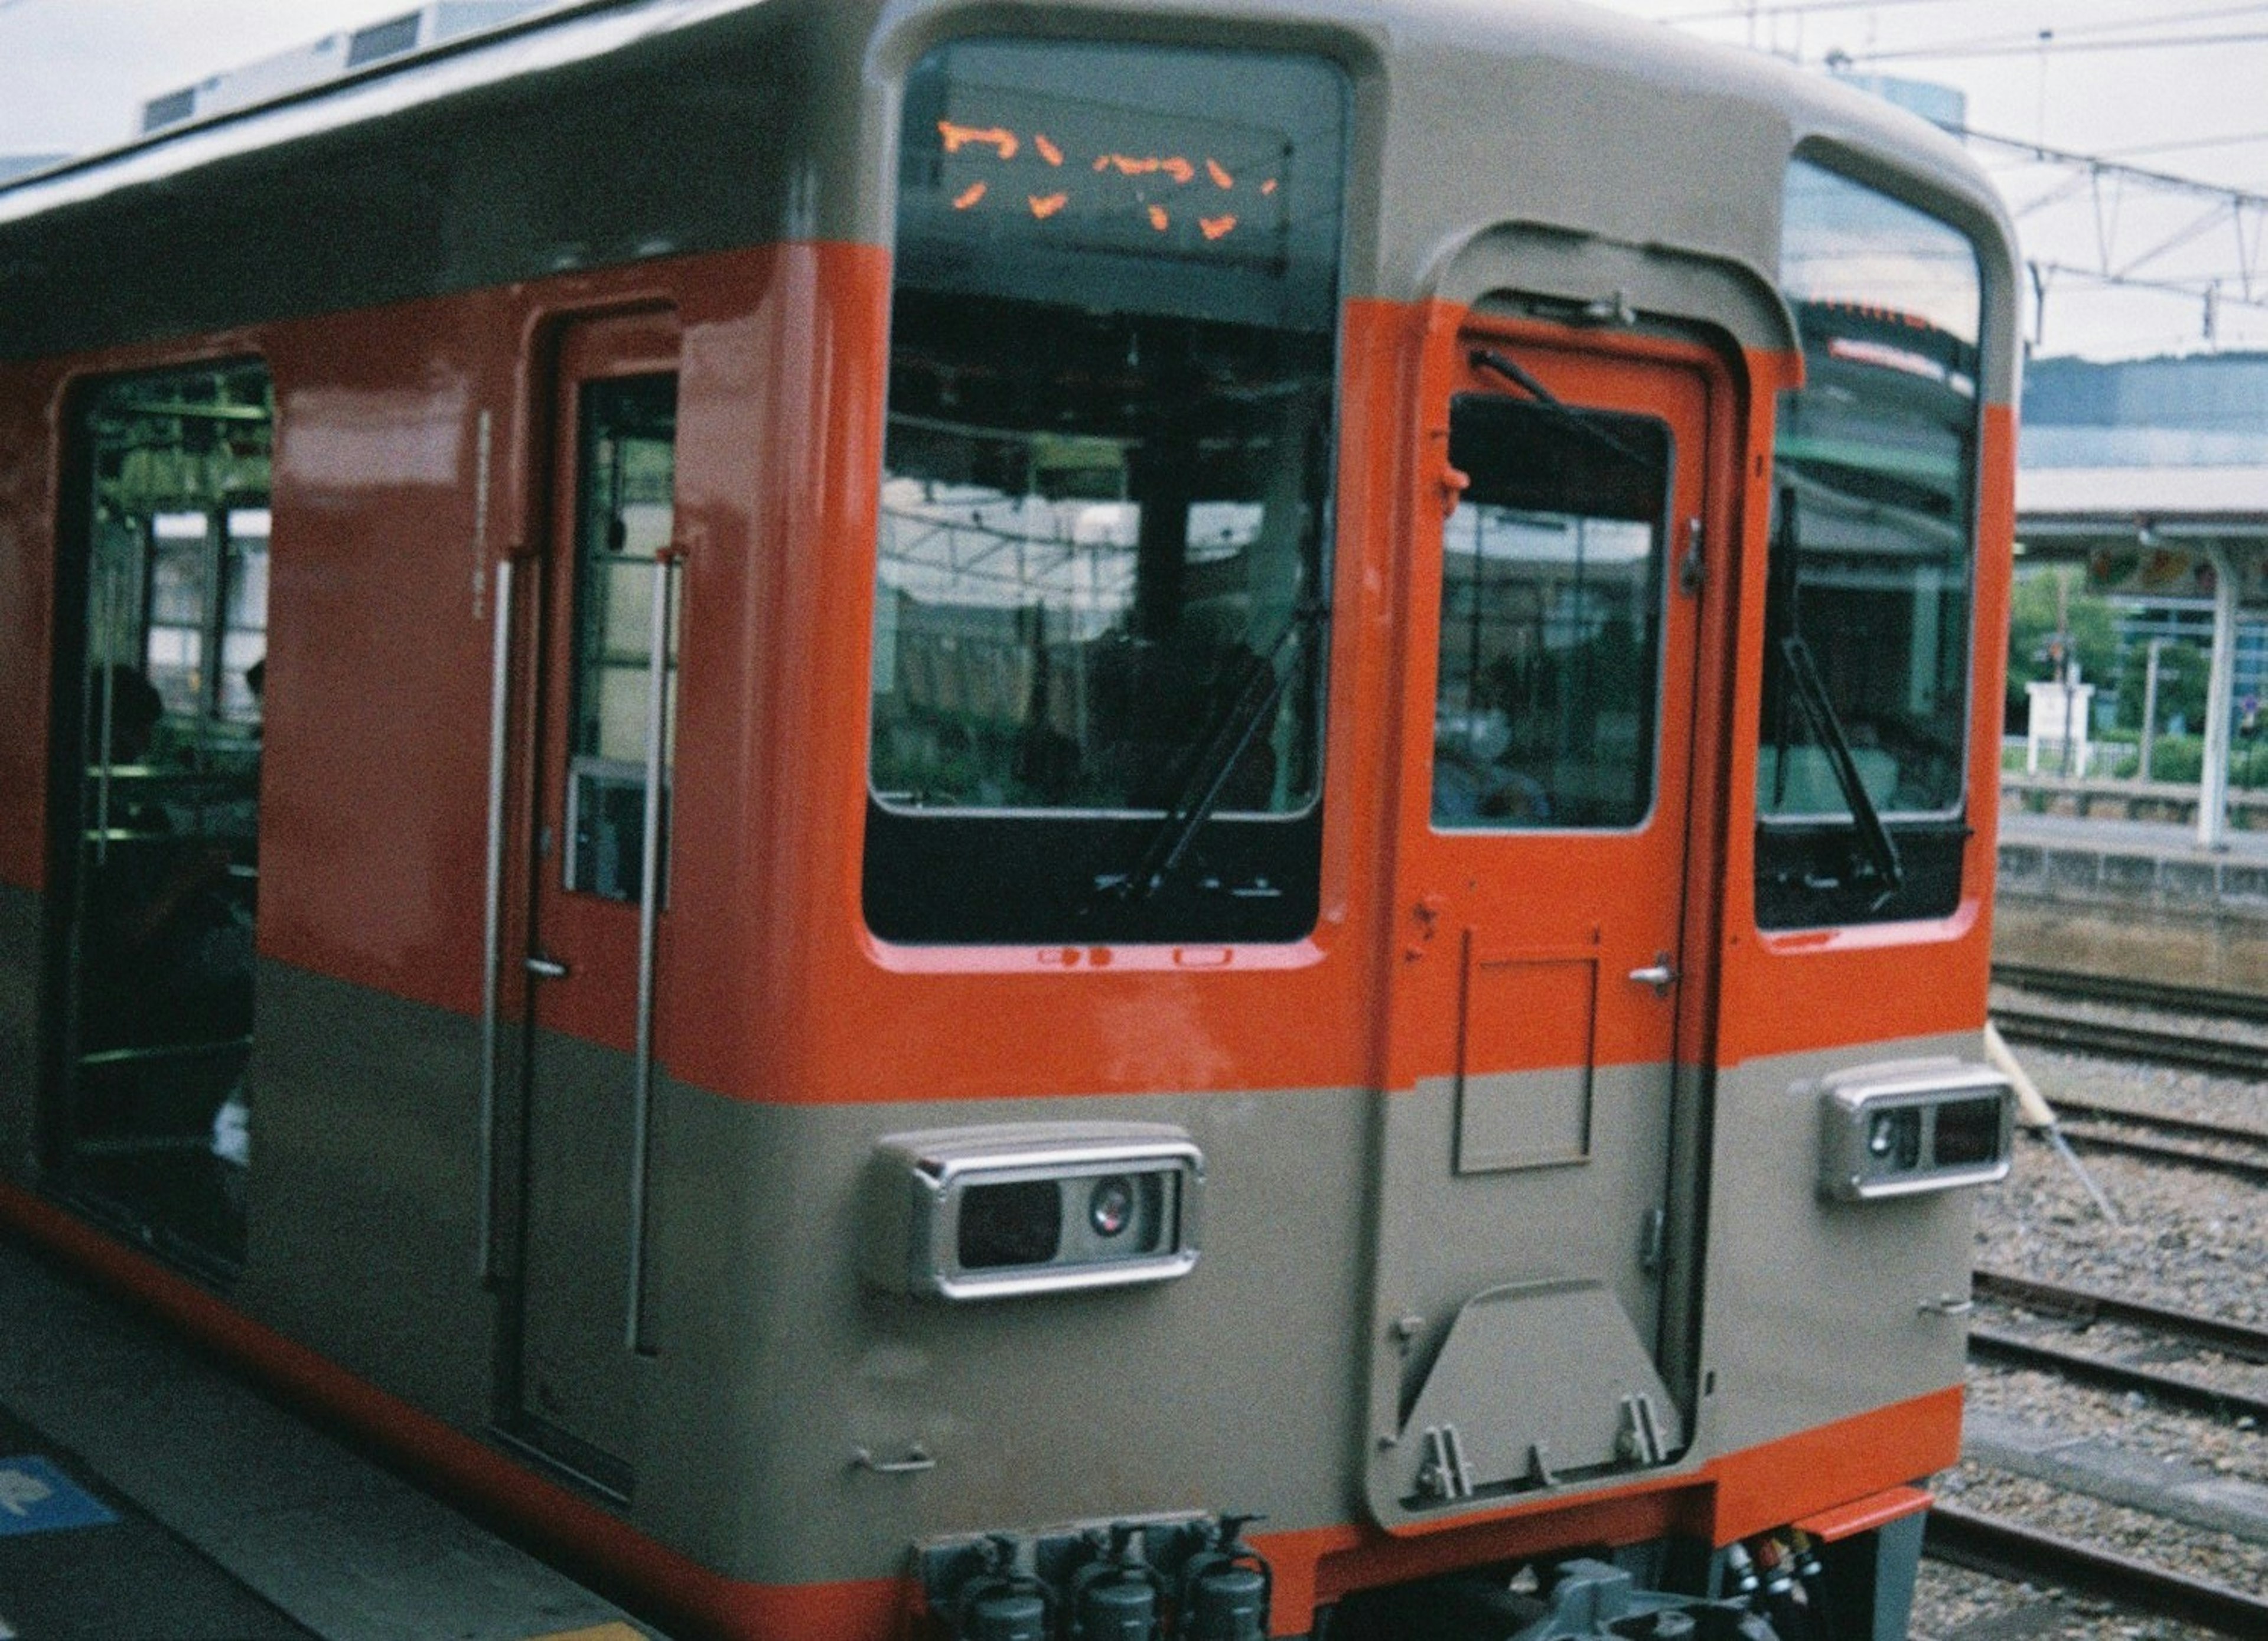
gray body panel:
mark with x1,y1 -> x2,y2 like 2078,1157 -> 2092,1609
0,0 -> 2018,404
1364,1066 -> 1682,1527
519,1024 -> 646,1479
1,937 -> 1976,1585
239,959 -> 497,1435
1695,1035 -> 1980,1457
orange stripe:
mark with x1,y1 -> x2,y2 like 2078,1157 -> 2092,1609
1794,1483 -> 1934,1544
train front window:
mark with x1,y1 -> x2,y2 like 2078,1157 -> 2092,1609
865,38 -> 1347,945
1759,160 -> 1984,928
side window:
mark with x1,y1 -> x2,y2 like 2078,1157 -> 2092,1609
1759,159 -> 1985,928
863,38 -> 1348,945
1433,396 -> 1671,831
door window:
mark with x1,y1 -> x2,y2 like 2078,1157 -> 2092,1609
1433,396 -> 1671,831
57,360 -> 272,1274
563,373 -> 678,903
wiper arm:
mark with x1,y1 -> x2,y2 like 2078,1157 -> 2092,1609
1468,348 -> 1658,472
1776,630 -> 1904,908
1764,483 -> 1904,908
1093,600 -> 1327,908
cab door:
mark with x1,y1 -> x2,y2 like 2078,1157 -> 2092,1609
511,311 -> 682,1498
1366,329 -> 1718,1525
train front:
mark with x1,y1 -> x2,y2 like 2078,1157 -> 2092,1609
753,2 -> 2023,1636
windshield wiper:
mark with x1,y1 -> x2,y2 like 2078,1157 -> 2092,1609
1090,599 -> 1327,909
1765,484 -> 1904,909
1468,348 -> 1659,472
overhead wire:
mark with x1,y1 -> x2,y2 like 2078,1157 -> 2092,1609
1849,1 -> 2268,57
1854,28 -> 2268,64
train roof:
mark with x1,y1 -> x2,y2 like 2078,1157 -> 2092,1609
0,0 -> 2015,384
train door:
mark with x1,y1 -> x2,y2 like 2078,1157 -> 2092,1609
1367,334 -> 1716,1523
47,363 -> 272,1278
510,311 -> 681,1498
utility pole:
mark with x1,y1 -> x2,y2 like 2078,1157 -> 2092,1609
2138,637 -> 2165,784
2055,572 -> 2075,777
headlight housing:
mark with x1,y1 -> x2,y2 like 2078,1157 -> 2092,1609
1817,1058 -> 2015,1201
865,1123 -> 1203,1300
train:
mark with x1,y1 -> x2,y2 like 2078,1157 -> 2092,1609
0,1 -> 2021,1637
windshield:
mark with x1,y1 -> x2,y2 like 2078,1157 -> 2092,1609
1759,159 -> 1984,927
864,39 -> 1347,945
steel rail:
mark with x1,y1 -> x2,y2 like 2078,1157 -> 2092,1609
2047,1097 -> 2268,1152
1968,1326 -> 2268,1425
1989,1006 -> 2268,1082
2054,1125 -> 2268,1188
1925,1503 -> 2268,1637
1974,1268 -> 2268,1362
1992,963 -> 2268,1027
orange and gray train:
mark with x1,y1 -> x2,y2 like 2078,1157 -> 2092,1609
0,1 -> 2021,1636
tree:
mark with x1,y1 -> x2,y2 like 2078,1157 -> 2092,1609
2115,636 -> 2208,733
2005,566 -> 2119,727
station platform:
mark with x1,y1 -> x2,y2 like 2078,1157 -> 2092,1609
0,1231 -> 664,1641
1996,808 -> 2268,919
1993,809 -> 2268,990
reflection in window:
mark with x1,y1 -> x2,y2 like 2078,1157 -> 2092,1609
865,39 -> 1347,944
1761,159 -> 1984,926
566,373 -> 678,903
1434,396 -> 1670,831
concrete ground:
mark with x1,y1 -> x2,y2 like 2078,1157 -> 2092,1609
0,1231 -> 663,1641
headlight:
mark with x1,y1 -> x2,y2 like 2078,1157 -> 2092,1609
1817,1058 -> 2015,1201
866,1124 -> 1203,1300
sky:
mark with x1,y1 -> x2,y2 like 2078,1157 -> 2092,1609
1586,1 -> 2268,358
2,0 -> 2266,359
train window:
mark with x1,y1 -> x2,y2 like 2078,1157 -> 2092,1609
865,38 -> 1347,945
1758,160 -> 1984,928
1432,397 -> 1671,831
563,373 -> 678,903
56,361 -> 273,1275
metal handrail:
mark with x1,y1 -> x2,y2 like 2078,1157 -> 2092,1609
477,557 -> 515,1285
625,549 -> 677,1353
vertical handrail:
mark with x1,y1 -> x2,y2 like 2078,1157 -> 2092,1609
625,549 -> 677,1352
477,557 -> 515,1284
93,568 -> 119,866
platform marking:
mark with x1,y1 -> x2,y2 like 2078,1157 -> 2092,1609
0,1456 -> 118,1536
524,1626 -> 644,1641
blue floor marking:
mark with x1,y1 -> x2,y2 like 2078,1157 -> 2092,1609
0,1456 -> 118,1536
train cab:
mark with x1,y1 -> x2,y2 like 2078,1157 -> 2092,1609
0,3 -> 2019,1637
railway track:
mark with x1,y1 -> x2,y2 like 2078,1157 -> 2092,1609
1989,1006 -> 2267,1082
1925,1502 -> 2268,1637
1968,1268 -> 2268,1425
1946,1268 -> 2268,1635
2043,1099 -> 2268,1186
1974,1269 -> 2268,1361
1989,962 -> 2268,1082
1990,963 -> 2268,1027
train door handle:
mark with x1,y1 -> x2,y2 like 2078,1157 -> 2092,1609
1628,957 -> 1676,996
525,955 -> 571,980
